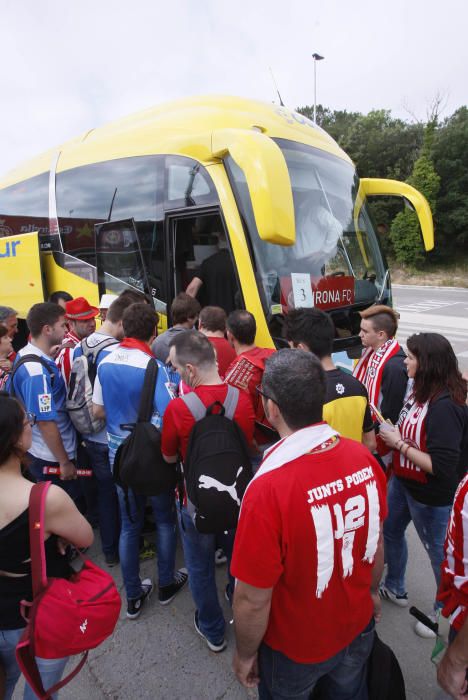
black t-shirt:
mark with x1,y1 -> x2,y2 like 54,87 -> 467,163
398,393 -> 468,506
380,349 -> 408,424
0,509 -> 72,629
198,249 -> 238,313
323,368 -> 374,442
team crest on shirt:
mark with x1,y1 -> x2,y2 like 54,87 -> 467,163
38,393 -> 52,413
335,383 -> 345,395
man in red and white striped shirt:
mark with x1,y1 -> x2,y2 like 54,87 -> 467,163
438,474 -> 468,697
56,297 -> 99,384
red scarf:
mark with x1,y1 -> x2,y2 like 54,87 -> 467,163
353,338 -> 401,418
120,338 -> 154,357
392,392 -> 429,483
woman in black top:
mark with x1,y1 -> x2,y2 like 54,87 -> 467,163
0,393 -> 93,699
379,333 -> 468,638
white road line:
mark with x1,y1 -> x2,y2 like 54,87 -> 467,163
393,284 -> 468,292
398,328 -> 468,341
399,312 -> 468,331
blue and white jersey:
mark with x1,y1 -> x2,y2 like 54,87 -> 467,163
72,331 -> 120,445
10,343 -> 77,461
93,346 -> 174,466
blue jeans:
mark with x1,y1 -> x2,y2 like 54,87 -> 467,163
116,486 -> 177,599
258,618 -> 375,699
177,504 -> 234,644
84,440 -> 120,556
0,627 -> 68,700
27,455 -> 85,511
383,476 -> 451,607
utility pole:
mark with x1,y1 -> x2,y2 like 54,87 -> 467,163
312,53 -> 325,123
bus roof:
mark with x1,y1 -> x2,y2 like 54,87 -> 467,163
0,95 -> 352,187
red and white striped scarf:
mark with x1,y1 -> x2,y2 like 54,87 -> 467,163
392,393 -> 429,483
353,338 -> 401,418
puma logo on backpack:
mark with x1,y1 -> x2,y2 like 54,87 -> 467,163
182,386 -> 252,534
66,336 -> 118,434
198,467 -> 243,507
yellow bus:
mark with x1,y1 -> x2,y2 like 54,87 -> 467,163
0,95 -> 433,354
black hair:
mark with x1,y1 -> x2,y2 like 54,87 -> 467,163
122,304 -> 159,341
283,308 -> 334,359
0,392 -> 26,465
262,349 -> 326,430
407,333 -> 467,405
226,310 -> 256,346
27,303 -> 65,338
169,330 -> 216,369
48,291 -> 73,305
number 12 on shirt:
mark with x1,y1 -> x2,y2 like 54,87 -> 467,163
309,483 -> 380,599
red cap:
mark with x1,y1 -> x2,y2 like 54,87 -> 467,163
65,297 -> 99,321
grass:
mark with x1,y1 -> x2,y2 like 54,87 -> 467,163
389,257 -> 468,287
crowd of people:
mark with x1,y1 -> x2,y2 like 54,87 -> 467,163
0,291 -> 467,699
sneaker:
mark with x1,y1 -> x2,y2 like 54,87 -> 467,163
194,611 -> 227,652
414,611 -> 439,639
379,584 -> 409,607
104,552 -> 119,567
126,579 -> 153,619
158,568 -> 189,605
215,548 -> 227,566
224,583 -> 232,605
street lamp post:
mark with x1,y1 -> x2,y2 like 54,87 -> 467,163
312,53 -> 324,124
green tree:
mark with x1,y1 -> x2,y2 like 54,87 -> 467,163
390,122 -> 440,266
432,107 -> 468,258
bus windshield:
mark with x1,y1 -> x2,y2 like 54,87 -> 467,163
226,138 -> 388,326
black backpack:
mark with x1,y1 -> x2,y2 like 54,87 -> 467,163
113,359 -> 177,515
182,385 -> 252,534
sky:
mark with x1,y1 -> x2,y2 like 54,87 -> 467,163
1,0 -> 467,178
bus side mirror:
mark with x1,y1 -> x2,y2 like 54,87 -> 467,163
359,178 -> 434,252
212,129 -> 296,246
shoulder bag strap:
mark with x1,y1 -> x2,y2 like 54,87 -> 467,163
181,392 -> 208,421
222,384 -> 239,420
137,358 -> 159,423
10,355 -> 55,396
28,481 -> 51,597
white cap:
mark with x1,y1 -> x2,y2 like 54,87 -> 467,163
99,294 -> 118,310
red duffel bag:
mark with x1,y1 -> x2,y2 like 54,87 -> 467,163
16,481 -> 121,699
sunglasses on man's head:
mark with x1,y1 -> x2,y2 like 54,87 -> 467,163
256,385 -> 277,404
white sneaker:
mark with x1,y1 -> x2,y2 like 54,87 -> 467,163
379,584 -> 409,607
215,548 -> 227,566
414,611 -> 438,639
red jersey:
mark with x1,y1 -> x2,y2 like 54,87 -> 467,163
231,436 -> 387,664
225,346 -> 275,444
161,383 -> 255,461
55,329 -> 80,385
439,474 -> 468,631
207,336 -> 236,379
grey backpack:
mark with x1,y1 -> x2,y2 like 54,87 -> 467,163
66,337 -> 118,434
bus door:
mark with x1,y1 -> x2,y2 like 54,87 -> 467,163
164,206 -> 241,321
94,218 -> 167,321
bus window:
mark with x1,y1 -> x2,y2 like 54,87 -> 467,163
0,172 -> 50,248
164,156 -> 219,210
56,156 -> 163,266
226,140 -> 389,340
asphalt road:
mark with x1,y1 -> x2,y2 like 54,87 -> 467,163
393,284 -> 468,372
13,284 -> 467,700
